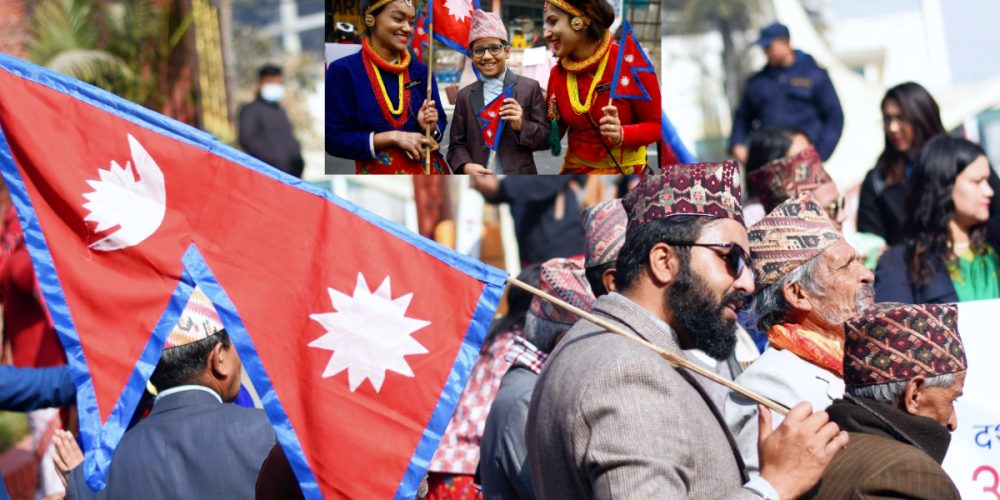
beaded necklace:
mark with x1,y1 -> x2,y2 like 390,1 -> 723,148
361,37 -> 412,128
563,32 -> 613,115
567,51 -> 610,115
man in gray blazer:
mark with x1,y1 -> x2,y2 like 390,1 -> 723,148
726,193 -> 874,474
526,163 -> 849,500
67,289 -> 275,499
447,10 -> 550,175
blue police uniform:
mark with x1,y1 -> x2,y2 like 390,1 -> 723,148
730,50 -> 844,161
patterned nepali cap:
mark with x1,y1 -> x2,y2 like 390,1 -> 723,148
748,193 -> 843,288
748,146 -> 834,213
529,257 -> 595,326
469,9 -> 508,44
582,199 -> 627,268
165,287 -> 225,349
843,302 -> 967,387
622,161 -> 744,228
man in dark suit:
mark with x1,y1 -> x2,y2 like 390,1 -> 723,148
66,288 -> 275,499
447,10 -> 550,175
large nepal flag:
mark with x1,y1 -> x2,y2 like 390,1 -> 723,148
478,85 -> 514,151
0,53 -> 507,499
430,0 -> 480,56
610,20 -> 656,100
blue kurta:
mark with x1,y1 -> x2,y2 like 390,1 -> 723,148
326,51 -> 447,161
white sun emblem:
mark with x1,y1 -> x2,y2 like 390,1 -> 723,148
444,0 -> 473,22
620,75 -> 630,87
308,273 -> 430,393
487,130 -> 493,138
624,53 -> 634,64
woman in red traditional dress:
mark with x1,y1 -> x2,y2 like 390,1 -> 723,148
542,0 -> 665,174
326,0 -> 449,174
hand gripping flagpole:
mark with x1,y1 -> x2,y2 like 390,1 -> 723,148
423,20 -> 435,175
506,277 -> 790,416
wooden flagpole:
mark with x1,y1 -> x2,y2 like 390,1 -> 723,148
423,17 -> 435,175
486,149 -> 496,174
506,277 -> 789,416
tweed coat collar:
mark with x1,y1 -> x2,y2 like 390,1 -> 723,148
593,292 -> 682,354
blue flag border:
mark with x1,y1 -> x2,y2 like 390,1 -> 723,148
0,53 -> 507,497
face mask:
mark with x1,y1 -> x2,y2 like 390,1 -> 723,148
260,83 -> 285,103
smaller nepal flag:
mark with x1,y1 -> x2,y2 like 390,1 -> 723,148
610,20 -> 656,100
477,85 -> 514,151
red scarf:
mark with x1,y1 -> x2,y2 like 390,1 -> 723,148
768,323 -> 844,376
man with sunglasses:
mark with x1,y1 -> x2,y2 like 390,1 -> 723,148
724,193 -> 874,476
526,162 -> 848,500
447,10 -> 550,175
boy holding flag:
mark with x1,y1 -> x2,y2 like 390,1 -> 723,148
447,10 -> 550,174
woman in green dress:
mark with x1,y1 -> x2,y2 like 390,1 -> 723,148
874,135 -> 999,303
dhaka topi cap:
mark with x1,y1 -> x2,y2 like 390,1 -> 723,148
529,257 -> 595,326
582,199 -> 627,268
469,9 -> 508,44
166,287 -> 225,349
843,302 -> 967,388
748,145 -> 833,213
748,192 -> 843,288
622,161 -> 744,229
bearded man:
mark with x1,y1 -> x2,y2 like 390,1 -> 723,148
526,163 -> 849,499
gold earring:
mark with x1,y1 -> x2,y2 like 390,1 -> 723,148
365,14 -> 376,27
570,16 -> 585,31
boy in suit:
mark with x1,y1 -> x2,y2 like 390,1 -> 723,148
447,10 -> 550,174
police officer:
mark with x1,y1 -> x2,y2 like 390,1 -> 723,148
730,23 -> 844,163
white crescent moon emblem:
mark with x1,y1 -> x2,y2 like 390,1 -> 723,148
81,134 -> 167,251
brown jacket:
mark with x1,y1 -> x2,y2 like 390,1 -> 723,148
805,432 -> 960,499
447,71 -> 549,174
805,396 -> 961,499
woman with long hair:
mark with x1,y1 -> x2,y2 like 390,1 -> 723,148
857,82 -> 1000,244
874,136 -> 999,303
326,0 -> 448,174
542,0 -> 664,174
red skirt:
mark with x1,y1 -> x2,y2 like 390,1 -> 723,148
356,147 -> 449,174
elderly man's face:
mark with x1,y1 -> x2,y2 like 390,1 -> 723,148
910,371 -> 966,431
808,240 -> 874,333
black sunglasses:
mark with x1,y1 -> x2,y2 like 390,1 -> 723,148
667,241 -> 754,279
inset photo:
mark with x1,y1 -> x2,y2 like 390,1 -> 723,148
326,0 -> 671,174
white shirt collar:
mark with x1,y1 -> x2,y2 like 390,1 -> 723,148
483,68 -> 508,85
156,384 -> 223,403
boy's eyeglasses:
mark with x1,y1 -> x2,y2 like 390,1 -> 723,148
472,44 -> 505,58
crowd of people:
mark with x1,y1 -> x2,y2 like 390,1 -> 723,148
429,161 -> 975,499
326,0 -> 665,174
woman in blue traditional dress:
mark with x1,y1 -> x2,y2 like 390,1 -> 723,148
326,0 -> 449,174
